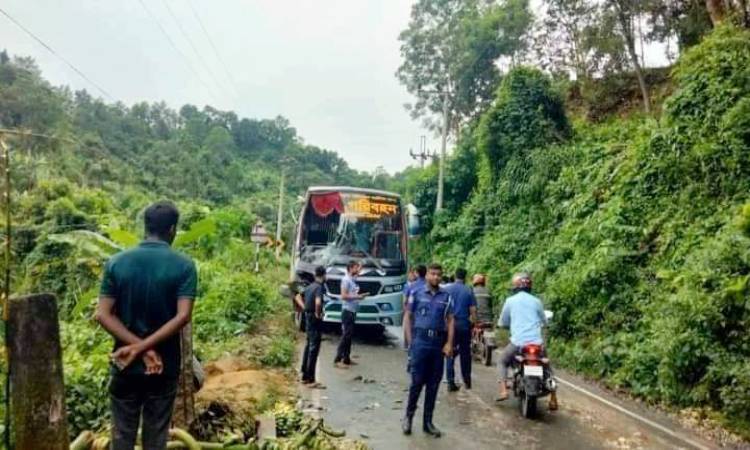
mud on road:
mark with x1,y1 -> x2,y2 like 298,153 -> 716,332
297,326 -> 720,450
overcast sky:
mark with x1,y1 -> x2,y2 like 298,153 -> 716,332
1,0 -> 440,172
1,1 -> 670,173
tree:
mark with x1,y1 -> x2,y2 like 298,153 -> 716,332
646,0 -> 713,50
536,0 -> 601,80
706,0 -> 727,23
476,66 -> 570,187
396,0 -> 533,134
705,0 -> 750,26
606,0 -> 653,113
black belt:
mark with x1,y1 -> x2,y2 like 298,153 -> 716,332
414,328 -> 447,339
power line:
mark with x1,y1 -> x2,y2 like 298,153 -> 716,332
185,0 -> 240,95
160,0 -> 233,101
0,6 -> 114,101
136,0 -> 221,106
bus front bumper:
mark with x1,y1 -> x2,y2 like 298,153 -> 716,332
322,294 -> 403,327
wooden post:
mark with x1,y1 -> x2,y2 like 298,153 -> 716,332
7,293 -> 69,450
171,322 -> 195,429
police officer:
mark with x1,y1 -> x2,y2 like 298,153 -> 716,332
444,268 -> 477,391
402,263 -> 455,438
402,265 -> 426,351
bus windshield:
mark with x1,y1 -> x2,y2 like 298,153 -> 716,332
299,191 -> 405,269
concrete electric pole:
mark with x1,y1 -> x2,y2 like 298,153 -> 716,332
409,135 -> 436,169
417,88 -> 451,213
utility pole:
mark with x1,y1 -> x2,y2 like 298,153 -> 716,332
275,168 -> 285,260
436,89 -> 450,212
409,135 -> 435,169
417,88 -> 451,212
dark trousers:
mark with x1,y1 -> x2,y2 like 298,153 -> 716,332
405,338 -> 445,424
110,374 -> 178,450
334,310 -> 356,364
301,312 -> 322,382
446,325 -> 472,385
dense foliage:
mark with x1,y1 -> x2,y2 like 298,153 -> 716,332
0,49 -> 371,437
401,26 -> 750,434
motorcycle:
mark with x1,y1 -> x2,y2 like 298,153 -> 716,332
471,321 -> 497,366
510,310 -> 557,419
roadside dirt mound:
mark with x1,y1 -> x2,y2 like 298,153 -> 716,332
203,356 -> 254,377
197,356 -> 290,410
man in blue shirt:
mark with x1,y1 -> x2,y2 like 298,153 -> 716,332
403,264 -> 426,306
444,268 -> 477,391
402,263 -> 455,438
402,265 -> 426,349
496,272 -> 553,406
334,260 -> 365,367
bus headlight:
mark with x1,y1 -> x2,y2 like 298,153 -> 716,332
378,303 -> 393,311
382,283 -> 404,294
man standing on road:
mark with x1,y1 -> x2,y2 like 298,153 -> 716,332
402,264 -> 426,349
334,260 -> 365,368
298,265 -> 326,388
96,201 -> 197,450
444,268 -> 477,391
402,263 -> 455,438
402,264 -> 426,309
472,274 -> 493,323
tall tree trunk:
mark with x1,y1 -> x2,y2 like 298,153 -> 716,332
706,0 -> 727,24
739,0 -> 750,27
615,2 -> 652,114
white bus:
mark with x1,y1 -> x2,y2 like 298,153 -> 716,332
287,186 -> 414,330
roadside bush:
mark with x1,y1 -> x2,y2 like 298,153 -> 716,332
193,271 -> 273,342
260,336 -> 295,367
476,66 -> 569,187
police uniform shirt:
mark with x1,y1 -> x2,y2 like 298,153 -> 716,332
409,286 -> 453,332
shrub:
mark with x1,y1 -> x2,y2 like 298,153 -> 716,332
260,336 -> 295,368
193,271 -> 273,342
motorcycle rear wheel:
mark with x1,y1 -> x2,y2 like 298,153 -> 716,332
483,345 -> 493,366
519,392 -> 538,419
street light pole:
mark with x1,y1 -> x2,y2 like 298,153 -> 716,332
436,89 -> 449,212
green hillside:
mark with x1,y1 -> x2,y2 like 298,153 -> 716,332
0,49 -> 381,437
398,26 -> 750,435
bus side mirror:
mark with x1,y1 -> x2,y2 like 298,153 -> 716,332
406,203 -> 421,238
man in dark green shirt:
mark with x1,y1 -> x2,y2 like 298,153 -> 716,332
96,201 -> 197,450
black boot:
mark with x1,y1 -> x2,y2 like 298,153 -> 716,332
464,380 -> 472,390
423,422 -> 442,438
447,382 -> 460,392
401,415 -> 413,435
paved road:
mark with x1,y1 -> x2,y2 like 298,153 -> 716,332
297,326 -> 717,450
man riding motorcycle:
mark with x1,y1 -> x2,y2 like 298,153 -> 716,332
496,272 -> 558,410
